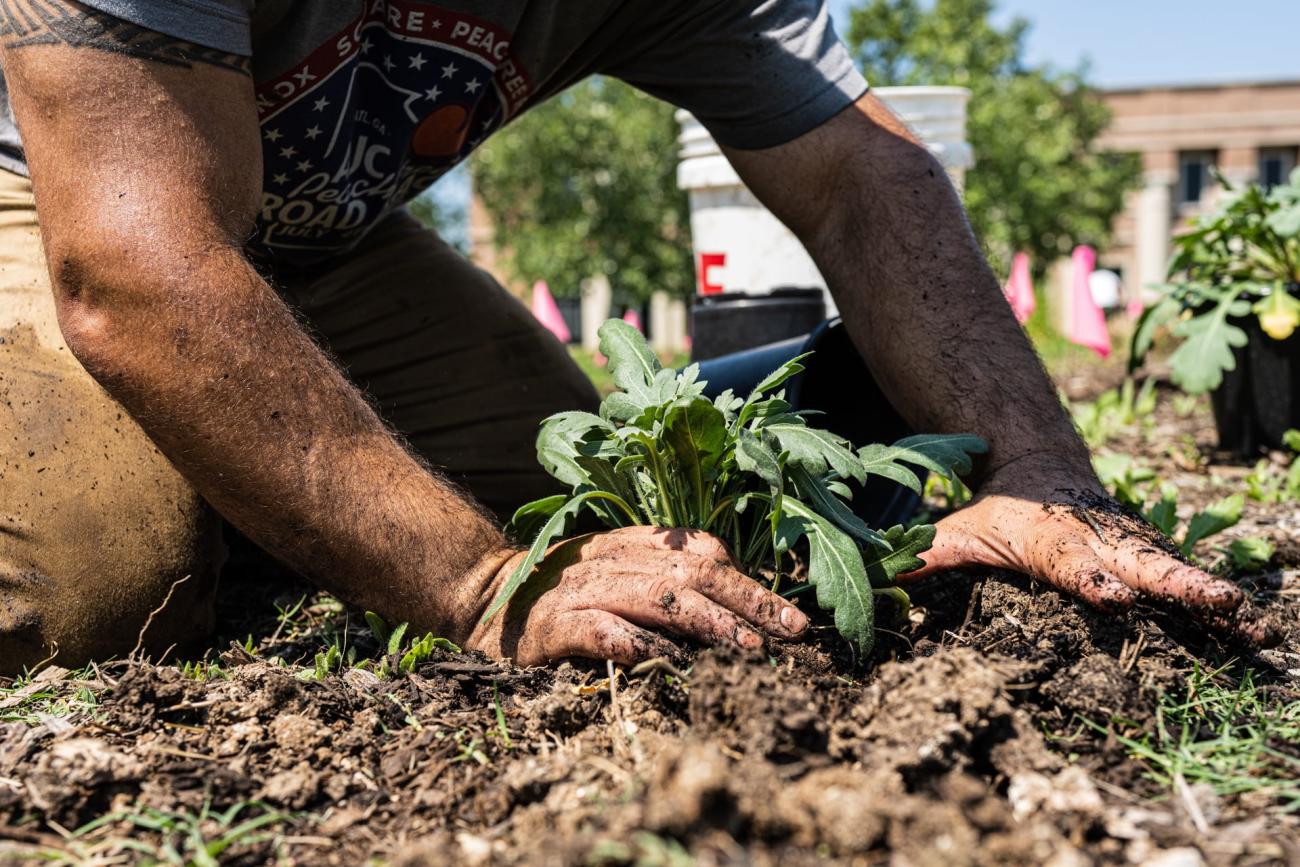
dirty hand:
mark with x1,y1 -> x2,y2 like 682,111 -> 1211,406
901,466 -> 1280,647
464,526 -> 808,666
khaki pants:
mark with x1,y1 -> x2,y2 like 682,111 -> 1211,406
0,170 -> 597,672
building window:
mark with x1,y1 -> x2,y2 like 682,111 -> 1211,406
1178,151 -> 1216,204
1260,147 -> 1297,190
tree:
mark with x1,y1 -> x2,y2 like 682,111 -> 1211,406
846,0 -> 1140,277
471,78 -> 692,302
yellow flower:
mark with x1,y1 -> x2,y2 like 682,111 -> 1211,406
1254,289 -> 1300,340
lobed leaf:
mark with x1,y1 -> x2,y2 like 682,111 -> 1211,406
857,434 -> 988,493
777,498 -> 874,655
598,319 -> 660,393
1181,493 -> 1244,555
862,523 -> 935,589
787,464 -> 887,550
1168,298 -> 1251,394
734,428 -> 783,489
764,421 -> 866,483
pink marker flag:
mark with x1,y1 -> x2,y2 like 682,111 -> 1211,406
530,280 -> 570,344
1067,245 -> 1110,358
622,308 -> 643,333
1003,252 -> 1036,323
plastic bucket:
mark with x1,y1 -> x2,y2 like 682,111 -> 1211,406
696,318 -> 922,528
677,86 -> 972,307
691,288 -> 827,361
1211,284 -> 1300,455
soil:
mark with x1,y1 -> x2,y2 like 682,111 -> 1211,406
1,387 -> 1297,866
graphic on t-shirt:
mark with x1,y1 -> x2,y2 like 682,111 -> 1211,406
253,0 -> 531,263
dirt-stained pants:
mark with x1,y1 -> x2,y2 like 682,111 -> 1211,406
0,170 -> 598,673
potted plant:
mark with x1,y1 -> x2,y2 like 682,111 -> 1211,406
1130,167 -> 1300,454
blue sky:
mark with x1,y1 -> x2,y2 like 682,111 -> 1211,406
828,0 -> 1300,88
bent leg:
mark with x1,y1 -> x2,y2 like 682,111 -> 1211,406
280,212 -> 600,521
0,171 -> 221,673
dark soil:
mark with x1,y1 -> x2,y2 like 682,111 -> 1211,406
1,390 -> 1297,866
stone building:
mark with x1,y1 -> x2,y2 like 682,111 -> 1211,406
1095,79 -> 1300,302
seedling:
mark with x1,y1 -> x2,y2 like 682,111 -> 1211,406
1071,378 -> 1158,448
1244,429 -> 1300,503
1093,454 -> 1242,558
483,319 -> 985,656
1219,537 -> 1275,571
364,611 -> 461,678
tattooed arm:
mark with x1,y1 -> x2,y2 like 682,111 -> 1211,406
0,1 -> 807,663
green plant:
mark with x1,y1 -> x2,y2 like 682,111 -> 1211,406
1093,454 -> 1242,557
483,320 -> 985,656
1244,428 -> 1300,503
364,611 -> 461,678
1101,664 -> 1300,812
1071,378 -> 1157,448
1220,537 -> 1275,571
1131,168 -> 1300,394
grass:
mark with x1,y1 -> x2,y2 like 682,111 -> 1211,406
2,800 -> 301,866
0,664 -> 102,726
1106,664 -> 1300,813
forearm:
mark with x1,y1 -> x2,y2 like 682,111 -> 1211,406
55,248 -> 507,639
728,96 -> 1093,487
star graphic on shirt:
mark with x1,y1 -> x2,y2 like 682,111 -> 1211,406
440,61 -> 458,79
382,54 -> 396,72
359,37 -> 373,54
464,78 -> 482,94
424,85 -> 442,101
430,18 -> 442,29
304,125 -> 323,140
272,172 -> 289,185
296,160 -> 314,173
409,53 -> 427,70
313,96 -> 330,112
279,145 -> 298,159
264,128 -> 283,142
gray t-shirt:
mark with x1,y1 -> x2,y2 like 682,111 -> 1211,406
0,0 -> 866,265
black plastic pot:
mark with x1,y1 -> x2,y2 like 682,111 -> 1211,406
1211,283 -> 1300,455
690,288 -> 826,361
696,319 -> 922,529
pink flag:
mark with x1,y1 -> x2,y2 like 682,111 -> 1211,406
1003,252 -> 1036,323
530,280 -> 570,344
622,308 -> 643,333
1067,245 -> 1110,358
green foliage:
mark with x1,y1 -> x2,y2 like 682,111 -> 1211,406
845,0 -> 1139,276
1102,665 -> 1300,811
1245,428 -> 1300,503
1130,169 -> 1300,394
485,319 -> 985,656
472,78 -> 691,302
364,611 -> 462,679
1220,537 -> 1275,572
1092,455 -> 1242,556
1070,378 -> 1157,448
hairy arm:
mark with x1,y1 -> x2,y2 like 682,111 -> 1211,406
0,1 -> 508,639
722,93 -> 1276,644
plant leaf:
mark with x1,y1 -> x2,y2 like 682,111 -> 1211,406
363,611 -> 390,646
765,421 -> 866,483
1128,294 -> 1182,370
1181,493 -> 1243,555
1168,298 -> 1250,394
734,428 -> 783,489
751,352 -> 812,396
598,319 -> 660,392
481,490 -> 627,624
1143,485 -> 1180,537
862,523 -> 936,588
787,464 -> 887,550
662,397 -> 727,521
777,498 -> 874,655
506,494 -> 570,542
858,434 -> 988,493
387,622 -> 409,656
1224,537 -> 1274,571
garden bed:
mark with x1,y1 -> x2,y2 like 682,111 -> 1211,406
0,389 -> 1297,866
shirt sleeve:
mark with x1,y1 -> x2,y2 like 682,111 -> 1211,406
606,0 -> 868,150
75,0 -> 252,56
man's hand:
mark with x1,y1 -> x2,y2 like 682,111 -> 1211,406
901,464 -> 1280,646
465,527 -> 809,666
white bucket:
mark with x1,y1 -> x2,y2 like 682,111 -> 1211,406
677,86 -> 973,306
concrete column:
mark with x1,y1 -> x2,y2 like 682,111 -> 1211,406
580,274 -> 612,351
649,291 -> 688,353
1135,171 -> 1175,302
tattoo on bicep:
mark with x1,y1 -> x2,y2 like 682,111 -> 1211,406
0,0 -> 250,75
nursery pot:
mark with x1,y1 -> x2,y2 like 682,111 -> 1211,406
1211,283 -> 1300,455
690,288 -> 826,361
696,318 -> 922,528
